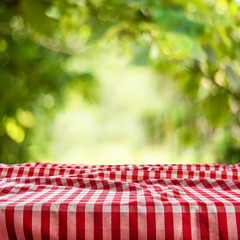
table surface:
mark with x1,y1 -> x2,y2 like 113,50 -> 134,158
0,162 -> 240,240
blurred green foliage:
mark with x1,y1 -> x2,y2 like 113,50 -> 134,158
0,0 -> 240,164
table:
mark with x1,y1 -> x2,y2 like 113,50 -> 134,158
0,162 -> 240,239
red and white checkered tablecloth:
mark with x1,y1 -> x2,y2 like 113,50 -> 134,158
0,162 -> 240,240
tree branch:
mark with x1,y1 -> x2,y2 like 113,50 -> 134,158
0,21 -> 90,55
210,76 -> 240,102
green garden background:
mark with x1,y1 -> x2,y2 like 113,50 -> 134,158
0,0 -> 240,165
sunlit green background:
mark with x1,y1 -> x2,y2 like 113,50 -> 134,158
0,0 -> 240,165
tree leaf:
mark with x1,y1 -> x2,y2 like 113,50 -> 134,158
202,93 -> 231,127
151,8 -> 204,37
